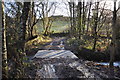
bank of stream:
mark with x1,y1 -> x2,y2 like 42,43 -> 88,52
25,36 -> 120,78
26,36 -> 120,67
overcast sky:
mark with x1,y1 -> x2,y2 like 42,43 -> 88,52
48,0 -> 120,17
4,0 -> 120,17
49,2 -> 70,16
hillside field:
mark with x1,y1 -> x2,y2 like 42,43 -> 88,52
35,16 -> 71,33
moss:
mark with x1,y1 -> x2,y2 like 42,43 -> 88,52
25,35 -> 52,50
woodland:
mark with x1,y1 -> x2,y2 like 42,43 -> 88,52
1,0 -> 120,79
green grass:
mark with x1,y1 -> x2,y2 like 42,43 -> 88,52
51,20 -> 70,33
36,20 -> 70,33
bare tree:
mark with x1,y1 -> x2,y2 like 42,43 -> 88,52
27,2 -> 40,38
109,0 -> 117,67
68,2 -> 73,36
40,1 -> 56,35
86,2 -> 92,33
92,2 -> 99,51
77,2 -> 82,39
19,2 -> 30,52
68,1 -> 77,37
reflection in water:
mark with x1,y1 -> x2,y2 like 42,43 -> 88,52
49,41 -> 65,50
58,41 -> 64,50
60,41 -> 63,45
50,42 -> 53,45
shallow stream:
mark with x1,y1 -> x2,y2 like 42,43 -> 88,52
97,62 -> 120,67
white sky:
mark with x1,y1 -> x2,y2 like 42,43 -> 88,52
4,0 -> 120,17
49,2 -> 70,16
48,0 -> 120,16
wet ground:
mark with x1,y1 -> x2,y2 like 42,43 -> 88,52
26,37 -> 120,79
34,58 -> 86,78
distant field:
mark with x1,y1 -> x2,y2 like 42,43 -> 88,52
35,17 -> 70,34
51,20 -> 70,33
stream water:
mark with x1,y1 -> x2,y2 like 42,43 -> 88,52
49,40 -> 65,50
27,37 -> 120,68
97,62 -> 120,67
26,40 -> 65,61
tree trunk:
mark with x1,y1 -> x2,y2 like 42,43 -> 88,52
86,2 -> 92,33
68,2 -> 73,37
42,2 -> 53,36
28,2 -> 34,37
82,2 -> 85,34
92,2 -> 99,51
72,2 -> 76,37
1,2 -> 8,78
19,2 -> 30,52
78,2 -> 82,39
0,2 -> 2,79
109,1 -> 117,68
